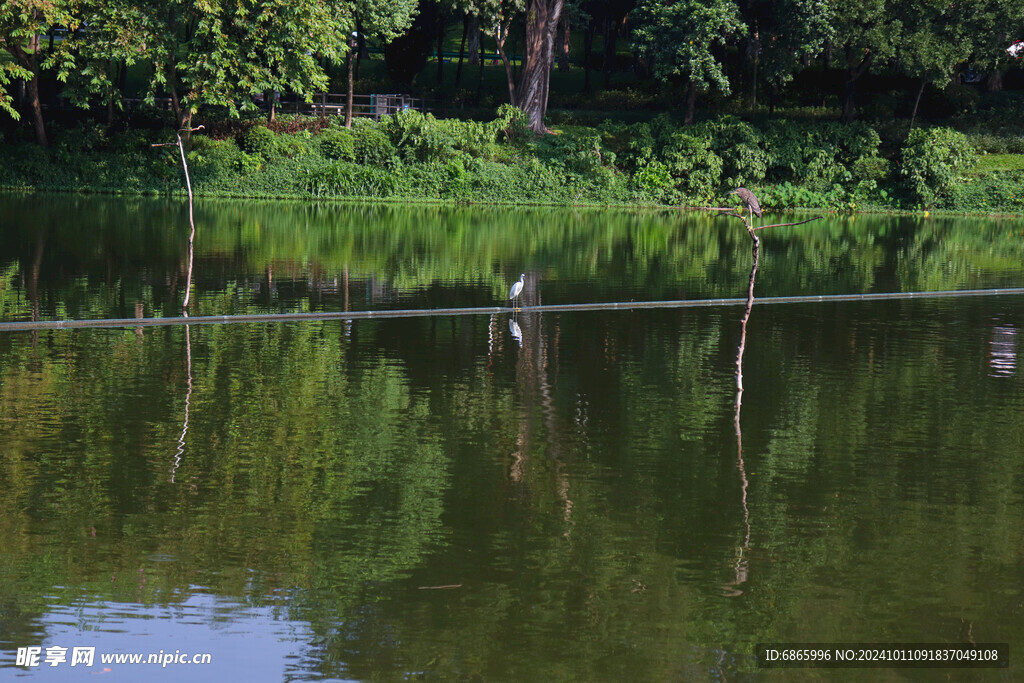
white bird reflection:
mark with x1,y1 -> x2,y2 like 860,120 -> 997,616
509,318 -> 523,347
988,325 -> 1017,377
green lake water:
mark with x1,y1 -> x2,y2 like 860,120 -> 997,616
1,194 -> 1023,680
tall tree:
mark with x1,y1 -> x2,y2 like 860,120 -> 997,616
586,0 -> 634,88
738,0 -> 832,110
633,0 -> 745,124
468,0 -> 523,110
516,0 -> 565,132
0,0 -> 77,146
351,0 -> 419,125
829,0 -> 901,122
468,0 -> 567,133
958,0 -> 1024,92
71,0 -> 416,132
896,0 -> 971,129
66,0 -> 149,127
178,0 -> 354,126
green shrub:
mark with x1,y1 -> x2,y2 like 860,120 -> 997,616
694,117 -> 767,187
442,160 -> 471,200
763,120 -> 882,191
927,84 -> 980,118
630,160 -> 674,201
275,134 -> 311,159
306,160 -> 398,197
318,128 -> 356,161
899,127 -> 974,206
944,171 -> 1024,212
383,109 -> 459,164
534,127 -> 610,174
964,133 -> 1024,155
618,122 -> 658,172
52,122 -> 108,153
851,156 -> 891,183
449,118 -> 501,158
350,120 -> 399,167
237,151 -> 263,175
492,103 -> 531,144
660,133 -> 723,201
187,136 -> 247,187
243,125 -> 277,159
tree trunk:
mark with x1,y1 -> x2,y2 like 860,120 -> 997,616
747,31 -> 760,111
986,70 -> 1003,92
476,28 -> 486,103
9,37 -> 48,146
603,18 -> 617,88
468,15 -> 480,65
494,21 -> 517,106
455,15 -> 469,89
908,78 -> 925,131
436,12 -> 446,86
26,75 -> 47,147
684,81 -> 697,125
346,50 -> 355,128
355,19 -> 365,79
841,48 -> 872,123
557,17 -> 570,72
166,56 -> 187,132
264,90 -> 276,123
516,0 -> 565,134
583,27 -> 593,93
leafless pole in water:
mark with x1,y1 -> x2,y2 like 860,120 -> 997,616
153,125 -> 205,310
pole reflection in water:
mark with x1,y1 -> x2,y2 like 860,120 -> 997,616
719,209 -> 822,597
172,320 -> 193,484
726,226 -> 758,596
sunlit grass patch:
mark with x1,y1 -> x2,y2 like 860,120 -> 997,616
969,154 -> 1024,176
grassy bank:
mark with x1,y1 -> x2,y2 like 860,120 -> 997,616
1,106 -> 1022,215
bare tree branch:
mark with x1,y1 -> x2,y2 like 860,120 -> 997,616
752,215 -> 824,231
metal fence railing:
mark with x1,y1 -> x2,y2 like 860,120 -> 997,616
113,93 -> 447,120
284,93 -> 446,120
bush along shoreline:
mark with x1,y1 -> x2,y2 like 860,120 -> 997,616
1,106 -> 1022,215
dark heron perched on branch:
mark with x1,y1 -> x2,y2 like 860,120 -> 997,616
729,187 -> 762,223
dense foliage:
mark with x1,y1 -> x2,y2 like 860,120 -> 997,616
2,107 -> 1021,212
1,1 -> 1022,213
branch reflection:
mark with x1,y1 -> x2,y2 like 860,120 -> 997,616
172,320 -> 192,484
720,211 -> 822,597
727,226 -> 758,596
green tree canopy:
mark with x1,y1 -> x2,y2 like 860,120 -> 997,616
0,0 -> 77,145
632,0 -> 746,123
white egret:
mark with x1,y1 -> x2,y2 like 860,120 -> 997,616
509,273 -> 525,309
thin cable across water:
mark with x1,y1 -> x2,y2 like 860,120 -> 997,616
2,287 -> 1023,332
